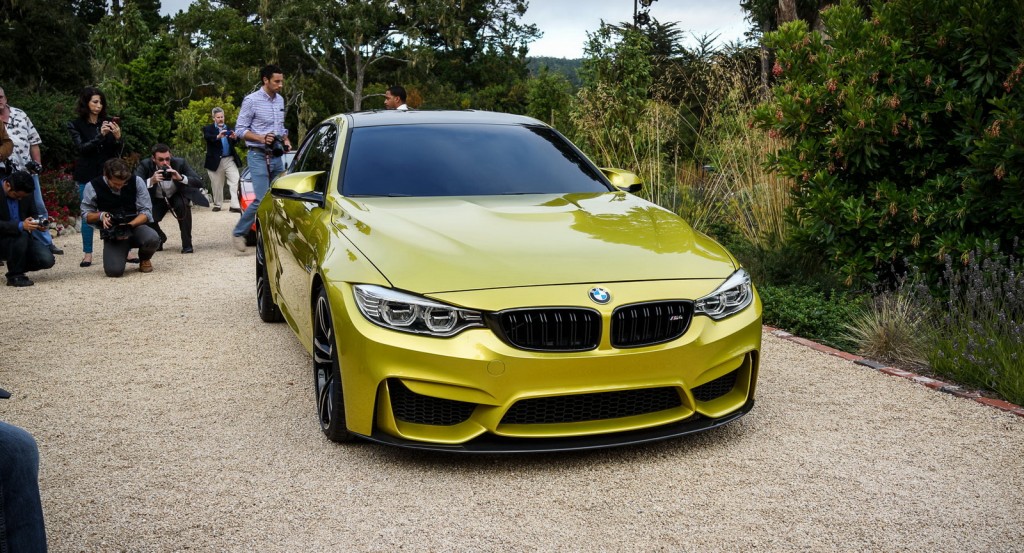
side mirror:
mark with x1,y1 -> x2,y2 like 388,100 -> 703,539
270,172 -> 326,204
600,168 -> 643,193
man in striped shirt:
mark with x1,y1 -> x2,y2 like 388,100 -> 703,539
232,64 -> 291,252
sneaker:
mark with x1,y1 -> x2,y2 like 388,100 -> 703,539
212,206 -> 221,212
182,246 -> 194,254
232,235 -> 247,252
139,259 -> 154,273
229,207 -> 241,213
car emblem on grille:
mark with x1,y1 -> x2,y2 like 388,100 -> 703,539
588,287 -> 611,304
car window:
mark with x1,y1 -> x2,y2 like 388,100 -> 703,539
292,124 -> 338,193
340,124 -> 611,197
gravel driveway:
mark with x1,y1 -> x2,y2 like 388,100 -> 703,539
2,208 -> 1022,552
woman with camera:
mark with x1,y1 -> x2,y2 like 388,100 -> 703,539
66,87 -> 122,268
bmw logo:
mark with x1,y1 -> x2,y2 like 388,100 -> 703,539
588,287 -> 611,304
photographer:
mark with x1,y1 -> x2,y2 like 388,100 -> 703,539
81,158 -> 160,277
203,107 -> 242,213
135,143 -> 209,254
0,86 -> 62,255
0,171 -> 55,287
232,64 -> 291,252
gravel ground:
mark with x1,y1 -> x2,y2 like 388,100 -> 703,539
1,208 -> 1022,552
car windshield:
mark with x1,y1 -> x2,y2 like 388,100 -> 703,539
341,124 -> 611,197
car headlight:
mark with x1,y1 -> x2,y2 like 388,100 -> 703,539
353,285 -> 484,337
694,269 -> 754,320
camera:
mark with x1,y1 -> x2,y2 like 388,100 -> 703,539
269,135 -> 287,157
99,213 -> 136,241
160,166 -> 173,180
35,217 -> 50,230
24,161 -> 42,175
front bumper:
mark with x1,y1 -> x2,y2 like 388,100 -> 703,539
327,279 -> 762,451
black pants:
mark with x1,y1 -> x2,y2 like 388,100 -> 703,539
149,193 -> 192,249
0,231 -> 55,280
102,224 -> 161,277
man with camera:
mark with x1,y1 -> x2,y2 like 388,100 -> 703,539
135,143 -> 209,254
0,86 -> 62,255
232,64 -> 291,252
81,158 -> 161,277
0,171 -> 55,286
203,107 -> 243,213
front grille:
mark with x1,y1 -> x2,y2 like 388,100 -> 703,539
611,301 -> 693,348
492,308 -> 600,351
500,387 -> 682,425
388,379 -> 475,426
692,370 -> 739,402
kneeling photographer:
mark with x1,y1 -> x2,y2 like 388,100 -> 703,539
81,158 -> 161,277
0,171 -> 55,287
135,143 -> 208,254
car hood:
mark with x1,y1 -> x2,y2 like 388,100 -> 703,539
334,192 -> 737,293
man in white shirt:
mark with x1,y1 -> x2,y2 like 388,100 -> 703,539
384,85 -> 409,111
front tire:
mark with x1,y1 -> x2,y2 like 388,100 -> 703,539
313,287 -> 355,442
256,227 -> 283,323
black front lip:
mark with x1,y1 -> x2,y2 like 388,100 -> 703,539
359,398 -> 754,454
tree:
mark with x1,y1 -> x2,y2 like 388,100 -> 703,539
525,67 -> 572,130
0,0 -> 93,90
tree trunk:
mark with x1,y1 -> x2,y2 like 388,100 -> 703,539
778,0 -> 798,23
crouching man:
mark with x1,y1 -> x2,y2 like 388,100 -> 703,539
0,171 -> 55,286
81,158 -> 161,277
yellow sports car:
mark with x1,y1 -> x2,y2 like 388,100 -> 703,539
256,110 -> 761,452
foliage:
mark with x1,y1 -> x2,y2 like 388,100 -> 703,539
758,283 -> 864,351
752,0 -> 1024,287
0,0 -> 93,90
843,287 -> 926,366
918,247 -> 1024,405
38,166 -> 79,227
525,67 -> 573,131
3,87 -> 79,169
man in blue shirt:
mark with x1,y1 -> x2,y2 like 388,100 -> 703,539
232,64 -> 291,252
0,171 -> 54,287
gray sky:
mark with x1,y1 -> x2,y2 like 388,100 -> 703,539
159,0 -> 751,58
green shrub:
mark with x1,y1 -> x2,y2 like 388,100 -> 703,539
758,283 -> 865,351
753,0 -> 1024,287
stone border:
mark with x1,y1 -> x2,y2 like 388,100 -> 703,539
765,326 -> 1024,418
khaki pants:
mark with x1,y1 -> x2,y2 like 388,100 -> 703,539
208,156 -> 240,209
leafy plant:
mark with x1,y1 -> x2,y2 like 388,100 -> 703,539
758,283 -> 864,351
921,247 -> 1024,404
753,0 -> 1024,287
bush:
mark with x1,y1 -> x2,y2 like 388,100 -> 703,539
920,247 -> 1024,405
843,287 -> 927,366
753,0 -> 1024,286
758,283 -> 865,351
38,166 -> 80,227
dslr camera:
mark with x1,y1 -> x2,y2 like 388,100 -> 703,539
269,135 -> 287,157
99,212 -> 136,241
34,217 -> 50,230
24,161 -> 43,175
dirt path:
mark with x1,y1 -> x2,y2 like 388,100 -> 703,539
2,208 -> 1022,551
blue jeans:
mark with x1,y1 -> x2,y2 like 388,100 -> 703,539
0,422 -> 47,552
233,149 -> 284,237
77,182 -> 94,254
30,175 -> 53,247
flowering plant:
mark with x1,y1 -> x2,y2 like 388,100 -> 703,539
39,165 -> 78,229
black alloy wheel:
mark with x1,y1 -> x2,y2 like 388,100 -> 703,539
313,288 -> 354,442
256,227 -> 283,323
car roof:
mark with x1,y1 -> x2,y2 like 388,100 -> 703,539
333,110 -> 547,129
